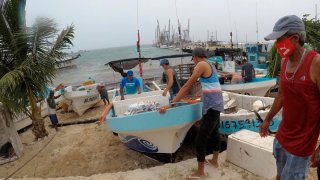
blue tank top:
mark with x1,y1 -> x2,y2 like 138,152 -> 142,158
199,62 -> 224,114
162,68 -> 181,95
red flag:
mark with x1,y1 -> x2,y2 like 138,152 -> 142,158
137,30 -> 141,53
137,30 -> 142,77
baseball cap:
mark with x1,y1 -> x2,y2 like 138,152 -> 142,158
127,70 -> 134,76
50,88 -> 55,93
264,15 -> 305,41
160,58 -> 169,65
192,47 -> 207,58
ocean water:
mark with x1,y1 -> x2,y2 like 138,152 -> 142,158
53,45 -> 190,88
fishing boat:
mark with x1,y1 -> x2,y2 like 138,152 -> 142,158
220,77 -> 276,96
63,84 -> 101,116
219,91 -> 281,134
245,43 -> 269,69
159,45 -> 169,49
173,63 -> 276,96
55,53 -> 80,69
106,82 -> 202,162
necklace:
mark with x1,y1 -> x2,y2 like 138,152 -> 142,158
285,49 -> 306,81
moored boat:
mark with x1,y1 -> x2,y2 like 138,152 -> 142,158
220,77 -> 276,96
219,91 -> 281,134
106,84 -> 202,162
64,85 -> 101,116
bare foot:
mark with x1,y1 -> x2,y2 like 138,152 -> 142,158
186,172 -> 205,179
207,159 -> 219,168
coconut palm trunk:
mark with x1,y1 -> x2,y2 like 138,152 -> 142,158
27,88 -> 48,138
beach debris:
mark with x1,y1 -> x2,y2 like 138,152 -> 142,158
124,101 -> 161,115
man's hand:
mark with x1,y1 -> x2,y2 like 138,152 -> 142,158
259,120 -> 270,137
162,90 -> 168,96
159,105 -> 171,114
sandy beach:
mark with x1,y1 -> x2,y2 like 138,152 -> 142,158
0,102 -> 318,180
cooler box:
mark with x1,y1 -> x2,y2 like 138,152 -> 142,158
227,129 -> 276,179
112,90 -> 170,116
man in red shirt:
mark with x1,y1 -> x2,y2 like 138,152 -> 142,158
260,15 -> 320,180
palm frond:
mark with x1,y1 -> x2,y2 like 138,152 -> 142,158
49,24 -> 75,60
28,17 -> 58,57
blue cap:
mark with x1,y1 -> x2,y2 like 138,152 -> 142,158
160,58 -> 169,65
127,70 -> 134,76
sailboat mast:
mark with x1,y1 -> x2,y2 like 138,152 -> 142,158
256,1 -> 259,42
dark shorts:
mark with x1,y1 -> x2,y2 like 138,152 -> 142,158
273,138 -> 310,180
100,92 -> 109,100
195,108 -> 220,162
49,114 -> 59,125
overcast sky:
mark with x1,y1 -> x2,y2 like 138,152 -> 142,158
26,0 -> 320,51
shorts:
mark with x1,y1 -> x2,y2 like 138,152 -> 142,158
273,138 -> 311,180
49,114 -> 59,125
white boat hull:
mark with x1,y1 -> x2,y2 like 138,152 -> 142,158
221,78 -> 276,96
64,91 -> 101,116
118,122 -> 194,154
219,92 -> 282,134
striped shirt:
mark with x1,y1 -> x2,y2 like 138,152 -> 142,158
199,62 -> 224,114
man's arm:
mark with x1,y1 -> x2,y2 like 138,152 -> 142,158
137,86 -> 141,94
172,62 -> 205,103
259,85 -> 283,137
252,65 -> 256,78
163,69 -> 174,96
54,94 -> 62,99
120,88 -> 124,100
311,55 -> 320,94
120,79 -> 125,100
241,65 -> 244,77
159,63 -> 205,114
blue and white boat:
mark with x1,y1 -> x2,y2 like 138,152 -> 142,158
221,77 -> 276,96
106,83 -> 202,162
219,92 -> 281,134
245,43 -> 270,69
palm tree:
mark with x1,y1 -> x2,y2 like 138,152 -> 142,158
0,0 -> 75,139
267,44 -> 281,78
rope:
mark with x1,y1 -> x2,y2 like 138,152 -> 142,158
5,132 -> 57,180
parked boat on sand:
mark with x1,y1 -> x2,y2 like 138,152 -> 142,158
219,91 -> 281,134
63,84 -> 101,116
220,77 -> 276,96
106,83 -> 202,162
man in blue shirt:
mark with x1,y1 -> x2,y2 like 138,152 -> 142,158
120,70 -> 141,100
241,59 -> 255,83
